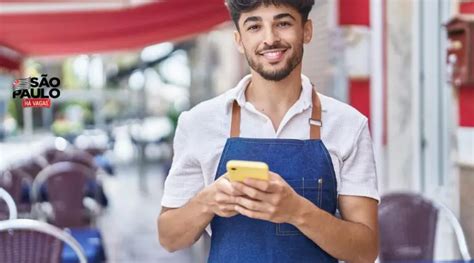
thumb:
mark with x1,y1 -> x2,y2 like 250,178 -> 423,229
268,171 -> 282,181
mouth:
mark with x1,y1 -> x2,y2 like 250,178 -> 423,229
258,48 -> 288,63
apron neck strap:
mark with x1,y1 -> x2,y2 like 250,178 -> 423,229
230,89 -> 322,140
230,100 -> 241,138
309,90 -> 322,140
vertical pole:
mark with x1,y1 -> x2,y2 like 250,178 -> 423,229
370,0 -> 386,192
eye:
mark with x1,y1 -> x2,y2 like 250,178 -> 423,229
277,21 -> 291,28
247,25 -> 260,31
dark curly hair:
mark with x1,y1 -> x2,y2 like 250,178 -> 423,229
225,0 -> 315,29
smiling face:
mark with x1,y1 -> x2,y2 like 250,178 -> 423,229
234,4 -> 313,81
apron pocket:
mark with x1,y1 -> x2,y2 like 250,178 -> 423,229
276,178 -> 323,236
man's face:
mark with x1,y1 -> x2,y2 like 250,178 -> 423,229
234,4 -> 312,81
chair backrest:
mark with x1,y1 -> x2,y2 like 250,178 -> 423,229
0,168 -> 31,206
0,188 -> 17,220
51,149 -> 98,172
17,156 -> 48,179
0,219 -> 87,263
379,193 -> 472,262
42,148 -> 66,164
432,200 -> 472,260
83,147 -> 105,157
32,162 -> 94,228
379,193 -> 438,261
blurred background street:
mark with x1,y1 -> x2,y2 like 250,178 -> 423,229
0,0 -> 473,262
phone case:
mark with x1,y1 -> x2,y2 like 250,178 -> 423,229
226,160 -> 269,182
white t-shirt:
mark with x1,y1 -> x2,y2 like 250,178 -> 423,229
161,74 -> 379,209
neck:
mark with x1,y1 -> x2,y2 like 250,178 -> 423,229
245,66 -> 302,114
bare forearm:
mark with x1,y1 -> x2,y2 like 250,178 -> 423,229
291,198 -> 378,262
158,191 -> 214,252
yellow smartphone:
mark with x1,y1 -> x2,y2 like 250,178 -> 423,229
226,160 -> 269,182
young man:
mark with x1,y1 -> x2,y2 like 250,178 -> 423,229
158,1 -> 379,262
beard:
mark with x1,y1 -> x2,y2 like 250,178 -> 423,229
244,42 -> 304,81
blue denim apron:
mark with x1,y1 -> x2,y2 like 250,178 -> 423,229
208,91 -> 338,263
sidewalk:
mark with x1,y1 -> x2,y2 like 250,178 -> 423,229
97,161 -> 209,263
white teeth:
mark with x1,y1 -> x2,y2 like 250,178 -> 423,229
263,51 -> 283,60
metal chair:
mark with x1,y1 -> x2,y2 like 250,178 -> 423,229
31,162 -> 97,228
0,219 -> 87,263
0,188 -> 17,220
51,149 -> 99,172
42,147 -> 67,164
379,193 -> 472,262
40,147 -> 110,206
18,156 -> 49,178
0,168 -> 32,215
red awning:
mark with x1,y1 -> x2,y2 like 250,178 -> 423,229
460,1 -> 474,14
338,0 -> 370,27
0,45 -> 22,71
0,0 -> 230,57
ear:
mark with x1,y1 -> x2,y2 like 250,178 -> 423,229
234,30 -> 245,54
303,19 -> 313,44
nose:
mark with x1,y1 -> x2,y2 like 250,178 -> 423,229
263,26 -> 280,46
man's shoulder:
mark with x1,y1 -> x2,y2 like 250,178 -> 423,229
319,93 -> 368,130
318,94 -> 371,159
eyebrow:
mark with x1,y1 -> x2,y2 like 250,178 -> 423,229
243,16 -> 262,25
274,13 -> 296,21
242,13 -> 296,26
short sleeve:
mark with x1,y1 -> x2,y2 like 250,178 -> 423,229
338,119 -> 380,202
161,111 -> 205,208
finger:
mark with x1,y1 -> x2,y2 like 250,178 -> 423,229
268,171 -> 282,180
218,204 -> 237,212
246,171 -> 285,192
234,205 -> 269,221
235,196 -> 268,212
242,178 -> 273,192
217,178 -> 244,196
215,193 -> 237,204
232,182 -> 268,201
220,211 -> 238,218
